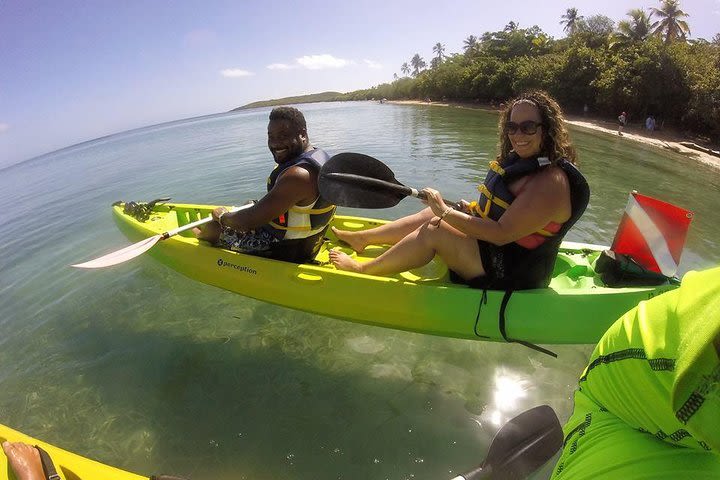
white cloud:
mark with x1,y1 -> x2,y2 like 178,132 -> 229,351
267,54 -> 383,72
296,54 -> 352,70
267,63 -> 296,70
220,69 -> 254,78
0,123 -> 9,133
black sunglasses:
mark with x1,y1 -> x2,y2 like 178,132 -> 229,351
506,120 -> 544,135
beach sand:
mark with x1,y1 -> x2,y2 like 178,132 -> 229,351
389,100 -> 720,170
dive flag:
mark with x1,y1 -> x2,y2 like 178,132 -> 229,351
610,192 -> 693,277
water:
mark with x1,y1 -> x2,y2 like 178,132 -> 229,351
0,101 -> 718,479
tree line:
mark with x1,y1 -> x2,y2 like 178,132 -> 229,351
340,0 -> 720,139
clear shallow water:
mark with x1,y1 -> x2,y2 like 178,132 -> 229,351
0,101 -> 718,479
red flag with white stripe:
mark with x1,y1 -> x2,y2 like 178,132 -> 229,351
610,192 -> 693,277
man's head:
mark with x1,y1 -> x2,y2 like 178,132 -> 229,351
268,106 -> 309,163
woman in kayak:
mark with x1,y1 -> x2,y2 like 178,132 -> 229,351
330,90 -> 589,290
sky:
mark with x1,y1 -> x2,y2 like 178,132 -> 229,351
1,0 -> 718,168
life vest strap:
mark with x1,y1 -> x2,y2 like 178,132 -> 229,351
289,203 -> 336,215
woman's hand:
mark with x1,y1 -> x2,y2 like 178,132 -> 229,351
458,199 -> 471,214
421,188 -> 449,217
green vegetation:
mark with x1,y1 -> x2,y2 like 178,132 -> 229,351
340,0 -> 719,139
232,91 -> 344,110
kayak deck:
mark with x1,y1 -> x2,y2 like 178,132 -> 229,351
0,423 -> 146,480
111,202 -> 677,345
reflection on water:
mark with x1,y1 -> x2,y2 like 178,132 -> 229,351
488,370 -> 530,427
0,102 -> 718,479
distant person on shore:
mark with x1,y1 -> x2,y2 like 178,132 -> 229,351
195,106 -> 336,263
583,104 -> 588,117
618,112 -> 627,136
330,90 -> 589,290
645,115 -> 656,132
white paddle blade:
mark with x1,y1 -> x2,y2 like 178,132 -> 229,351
71,235 -> 163,269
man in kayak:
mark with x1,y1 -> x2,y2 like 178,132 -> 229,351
195,106 -> 335,263
330,90 -> 589,291
551,265 -> 720,479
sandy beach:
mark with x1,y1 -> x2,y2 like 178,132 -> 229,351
389,100 -> 720,170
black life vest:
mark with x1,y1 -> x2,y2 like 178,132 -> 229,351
472,152 -> 590,289
265,148 -> 336,240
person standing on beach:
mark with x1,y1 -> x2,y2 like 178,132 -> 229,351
195,106 -> 336,263
618,112 -> 627,136
645,115 -> 656,132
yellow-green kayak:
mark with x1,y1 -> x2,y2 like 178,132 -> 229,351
0,423 -> 146,480
111,202 -> 678,346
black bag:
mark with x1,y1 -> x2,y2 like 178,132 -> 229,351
595,250 -> 677,287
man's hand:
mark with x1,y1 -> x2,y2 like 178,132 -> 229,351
212,207 -> 228,223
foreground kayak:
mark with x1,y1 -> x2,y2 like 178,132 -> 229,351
0,423 -> 145,480
111,202 -> 678,345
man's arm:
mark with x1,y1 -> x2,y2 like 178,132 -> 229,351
218,166 -> 316,232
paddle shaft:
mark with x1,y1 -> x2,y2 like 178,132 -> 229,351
323,172 -> 462,210
71,203 -> 252,269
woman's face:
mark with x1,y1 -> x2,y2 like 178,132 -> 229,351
508,102 -> 544,159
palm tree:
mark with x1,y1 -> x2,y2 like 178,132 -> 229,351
651,0 -> 690,43
401,62 -> 411,76
432,42 -> 446,63
463,35 -> 478,52
410,54 -> 426,76
613,8 -> 654,45
560,7 -> 583,35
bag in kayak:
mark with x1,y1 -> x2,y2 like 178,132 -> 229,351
595,250 -> 677,287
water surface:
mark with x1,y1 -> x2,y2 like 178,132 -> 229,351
1,102 -> 718,479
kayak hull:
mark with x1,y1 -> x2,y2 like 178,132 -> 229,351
111,203 -> 677,345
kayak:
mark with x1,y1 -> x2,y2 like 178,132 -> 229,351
0,422 -> 146,480
111,202 -> 678,346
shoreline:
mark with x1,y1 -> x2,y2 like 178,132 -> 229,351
388,100 -> 720,170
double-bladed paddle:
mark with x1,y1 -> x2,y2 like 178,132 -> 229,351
71,203 -> 252,269
319,152 -> 461,210
452,405 -> 563,480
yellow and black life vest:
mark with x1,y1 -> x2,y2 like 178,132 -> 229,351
468,152 -> 590,290
265,148 -> 336,240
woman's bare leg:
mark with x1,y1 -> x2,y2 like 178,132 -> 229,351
2,442 -> 45,480
330,219 -> 485,280
332,208 -> 435,253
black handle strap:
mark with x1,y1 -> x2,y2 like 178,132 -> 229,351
34,446 -> 60,480
498,290 -> 558,358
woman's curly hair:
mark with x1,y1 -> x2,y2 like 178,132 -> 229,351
497,90 -> 577,165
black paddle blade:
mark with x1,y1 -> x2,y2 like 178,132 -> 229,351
461,405 -> 563,480
319,152 -> 411,208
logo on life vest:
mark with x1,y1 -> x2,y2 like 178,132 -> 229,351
217,258 -> 257,275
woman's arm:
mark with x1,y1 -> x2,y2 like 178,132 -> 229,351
425,167 -> 571,245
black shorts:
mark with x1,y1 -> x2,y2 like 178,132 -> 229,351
449,240 -> 553,290
218,226 -> 328,264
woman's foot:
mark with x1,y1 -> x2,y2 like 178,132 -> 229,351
2,441 -> 45,480
329,250 -> 363,273
331,227 -> 368,253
